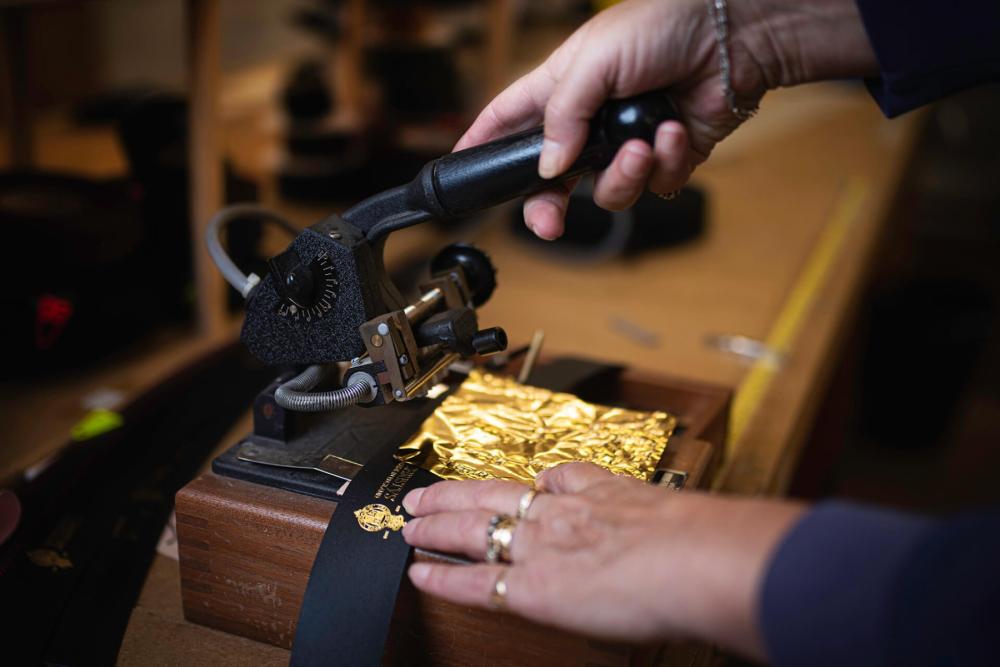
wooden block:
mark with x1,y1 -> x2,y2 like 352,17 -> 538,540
177,372 -> 729,663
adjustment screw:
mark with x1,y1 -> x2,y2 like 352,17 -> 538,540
398,354 -> 409,365
394,389 -> 405,399
377,322 -> 390,336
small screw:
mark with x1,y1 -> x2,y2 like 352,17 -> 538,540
394,389 -> 405,399
377,322 -> 390,336
370,334 -> 383,347
398,354 -> 409,365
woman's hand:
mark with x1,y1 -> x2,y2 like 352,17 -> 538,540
456,0 -> 878,240
402,462 -> 805,661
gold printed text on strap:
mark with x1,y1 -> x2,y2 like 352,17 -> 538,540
396,370 -> 676,483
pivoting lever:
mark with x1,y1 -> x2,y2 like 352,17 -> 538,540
341,89 -> 681,239
232,89 -> 681,371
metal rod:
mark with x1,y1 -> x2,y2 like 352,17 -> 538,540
403,287 -> 444,323
403,353 -> 459,400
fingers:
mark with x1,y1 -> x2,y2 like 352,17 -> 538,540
538,54 -> 614,179
647,120 -> 692,195
536,462 -> 616,494
403,511 -> 542,561
454,67 -> 555,151
591,121 -> 691,209
404,479 -> 526,517
522,179 -> 577,240
409,561 -> 519,611
526,122 -> 691,238
592,139 -> 654,211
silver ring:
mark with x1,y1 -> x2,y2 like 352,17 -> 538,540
485,514 -> 518,564
656,190 -> 681,201
489,569 -> 509,610
516,489 -> 540,520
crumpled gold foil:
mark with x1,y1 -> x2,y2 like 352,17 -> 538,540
396,370 -> 675,483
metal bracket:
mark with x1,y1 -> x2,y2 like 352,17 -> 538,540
652,468 -> 688,491
238,440 -> 363,482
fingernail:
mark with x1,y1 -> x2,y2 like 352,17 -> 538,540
523,201 -> 541,235
657,124 -> 683,151
621,144 -> 649,179
402,517 -> 420,538
403,487 -> 425,515
409,562 -> 431,585
538,139 -> 562,179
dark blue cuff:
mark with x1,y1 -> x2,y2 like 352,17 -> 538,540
760,502 -> 1000,667
760,502 -> 930,667
855,0 -> 1000,117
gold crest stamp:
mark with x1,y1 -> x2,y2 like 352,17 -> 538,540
354,503 -> 406,539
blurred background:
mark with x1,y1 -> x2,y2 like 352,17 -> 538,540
1,0 -> 999,664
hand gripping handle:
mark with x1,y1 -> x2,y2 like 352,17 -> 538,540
341,89 -> 679,239
429,89 -> 680,218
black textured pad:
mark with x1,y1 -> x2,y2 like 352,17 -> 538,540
241,219 -> 381,365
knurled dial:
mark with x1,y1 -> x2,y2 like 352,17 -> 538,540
273,252 -> 339,323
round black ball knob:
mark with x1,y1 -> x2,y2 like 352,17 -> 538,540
284,264 -> 316,308
430,243 -> 498,307
601,90 -> 681,147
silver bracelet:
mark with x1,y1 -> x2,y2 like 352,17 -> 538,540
708,0 -> 758,121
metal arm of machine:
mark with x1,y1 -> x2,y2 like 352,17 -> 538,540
226,90 -> 679,411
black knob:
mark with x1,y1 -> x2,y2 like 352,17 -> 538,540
430,243 -> 498,307
268,248 -> 319,308
472,327 -> 507,355
283,264 -> 316,307
601,91 -> 680,147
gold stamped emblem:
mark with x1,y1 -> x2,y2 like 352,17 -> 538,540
354,503 -> 406,533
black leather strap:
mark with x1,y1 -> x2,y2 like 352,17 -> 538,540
291,438 -> 439,667
290,359 -> 623,665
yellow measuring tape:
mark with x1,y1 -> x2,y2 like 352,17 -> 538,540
726,178 -> 870,450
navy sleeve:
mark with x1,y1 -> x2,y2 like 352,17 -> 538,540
854,0 -> 1000,117
760,502 -> 1000,667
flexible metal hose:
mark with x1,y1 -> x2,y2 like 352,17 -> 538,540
274,365 -> 377,412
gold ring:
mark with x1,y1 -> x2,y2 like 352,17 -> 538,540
656,190 -> 681,201
516,489 -> 540,520
489,569 -> 509,610
485,514 -> 518,564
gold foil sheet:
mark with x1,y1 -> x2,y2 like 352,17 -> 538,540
396,370 -> 676,484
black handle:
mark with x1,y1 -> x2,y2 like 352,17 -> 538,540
430,89 -> 679,219
341,88 -> 680,240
